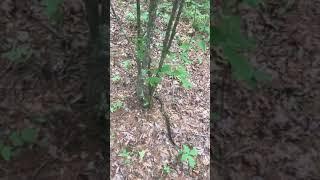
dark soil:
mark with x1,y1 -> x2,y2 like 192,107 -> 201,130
0,0 -> 106,179
212,0 -> 320,179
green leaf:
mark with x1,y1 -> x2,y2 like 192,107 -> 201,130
160,64 -> 171,74
146,77 -> 161,87
122,60 -> 131,70
173,66 -> 188,79
110,100 -> 124,112
9,132 -> 24,147
20,128 -> 38,143
162,164 -> 171,174
183,145 -> 190,153
1,146 -> 12,161
181,53 -> 191,64
188,157 -> 196,168
180,43 -> 190,52
141,12 -> 149,22
198,40 -> 206,51
181,78 -> 192,89
189,148 -> 198,156
138,150 -> 146,160
111,75 -> 121,82
126,12 -> 135,21
181,154 -> 189,162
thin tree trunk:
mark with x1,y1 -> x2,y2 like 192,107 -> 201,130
150,0 -> 185,96
136,0 -> 159,108
135,0 -> 185,109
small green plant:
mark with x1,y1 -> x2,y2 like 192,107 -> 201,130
172,65 -> 192,89
111,74 -> 121,82
121,60 -> 132,70
162,164 -> 172,174
138,149 -> 146,161
110,100 -> 124,113
183,0 -> 209,35
2,46 -> 32,63
126,12 -> 136,22
145,64 -> 192,89
118,148 -> 133,164
179,42 -> 192,65
126,5 -> 148,23
0,128 -> 38,161
178,144 -> 198,169
198,39 -> 206,52
110,132 -> 115,140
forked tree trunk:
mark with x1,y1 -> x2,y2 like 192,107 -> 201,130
135,0 -> 185,109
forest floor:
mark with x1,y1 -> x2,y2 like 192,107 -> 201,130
212,0 -> 320,179
0,0 -> 106,179
110,0 -> 210,179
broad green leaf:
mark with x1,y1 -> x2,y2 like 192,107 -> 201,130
181,79 -> 192,89
180,43 -> 190,52
138,150 -> 146,160
147,77 -> 161,87
111,75 -> 121,82
110,100 -> 123,113
1,146 -> 12,161
141,12 -> 149,22
183,145 -> 190,153
174,66 -> 188,79
181,154 -> 189,161
198,40 -> 206,51
122,60 -> 131,70
20,128 -> 38,143
189,148 -> 198,156
160,64 -> 171,75
126,12 -> 135,21
188,157 -> 196,168
9,132 -> 24,147
181,53 -> 191,64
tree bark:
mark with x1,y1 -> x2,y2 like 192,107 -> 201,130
136,0 -> 159,108
135,0 -> 185,109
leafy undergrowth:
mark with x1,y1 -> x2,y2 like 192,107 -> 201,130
111,0 -> 210,179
